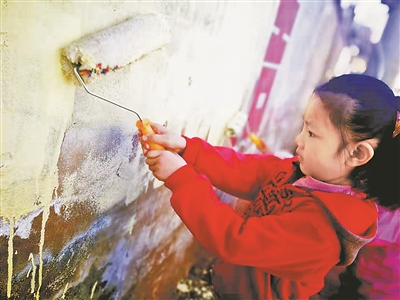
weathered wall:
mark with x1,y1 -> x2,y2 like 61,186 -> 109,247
1,1 -> 280,299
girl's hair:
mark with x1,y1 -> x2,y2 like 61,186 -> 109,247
314,74 -> 400,210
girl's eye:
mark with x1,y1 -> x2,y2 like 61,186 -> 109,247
308,131 -> 314,137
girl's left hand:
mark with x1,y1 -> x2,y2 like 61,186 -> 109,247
145,150 -> 187,181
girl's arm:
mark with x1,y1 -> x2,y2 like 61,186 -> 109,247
139,124 -> 285,200
165,164 -> 340,280
180,137 -> 283,200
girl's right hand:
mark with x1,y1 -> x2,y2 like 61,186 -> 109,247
138,122 -> 187,155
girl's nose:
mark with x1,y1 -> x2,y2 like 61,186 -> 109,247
294,132 -> 303,149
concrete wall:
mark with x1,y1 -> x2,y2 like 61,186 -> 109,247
1,1 -> 279,299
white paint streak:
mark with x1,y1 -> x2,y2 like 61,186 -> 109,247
61,283 -> 69,299
28,253 -> 36,294
7,218 -> 14,298
35,205 -> 50,300
90,281 -> 98,299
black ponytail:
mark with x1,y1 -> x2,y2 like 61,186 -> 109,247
364,115 -> 399,210
315,74 -> 399,210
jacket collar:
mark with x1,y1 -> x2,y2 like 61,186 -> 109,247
292,176 -> 365,199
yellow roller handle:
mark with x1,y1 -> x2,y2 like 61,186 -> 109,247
136,119 -> 165,150
248,133 -> 265,149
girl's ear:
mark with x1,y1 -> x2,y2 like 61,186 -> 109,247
348,139 -> 377,167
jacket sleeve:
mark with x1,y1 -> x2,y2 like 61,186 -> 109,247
180,136 -> 284,200
165,165 -> 341,281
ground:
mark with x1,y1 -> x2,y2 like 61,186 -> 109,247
174,254 -> 216,300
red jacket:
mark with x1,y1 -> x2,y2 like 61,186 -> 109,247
164,137 -> 377,299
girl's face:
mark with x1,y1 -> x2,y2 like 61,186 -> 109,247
294,94 -> 354,185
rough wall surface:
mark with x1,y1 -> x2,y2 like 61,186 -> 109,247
1,1 -> 280,299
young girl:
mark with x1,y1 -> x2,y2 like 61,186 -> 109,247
139,74 -> 399,299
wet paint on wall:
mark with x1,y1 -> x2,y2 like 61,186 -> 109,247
1,1 -> 280,299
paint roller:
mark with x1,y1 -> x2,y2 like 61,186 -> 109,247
61,13 -> 170,150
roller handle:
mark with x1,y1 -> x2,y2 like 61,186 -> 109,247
136,119 -> 165,150
248,133 -> 267,151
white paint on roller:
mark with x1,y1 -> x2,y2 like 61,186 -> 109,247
62,13 -> 170,82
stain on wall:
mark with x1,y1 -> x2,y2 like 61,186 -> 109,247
1,1 -> 281,299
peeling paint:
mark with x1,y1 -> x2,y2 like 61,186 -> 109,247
0,208 -> 43,239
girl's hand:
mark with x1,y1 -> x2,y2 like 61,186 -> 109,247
145,150 -> 187,181
138,122 -> 187,155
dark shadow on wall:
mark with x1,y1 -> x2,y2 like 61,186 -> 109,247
0,182 -> 209,299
